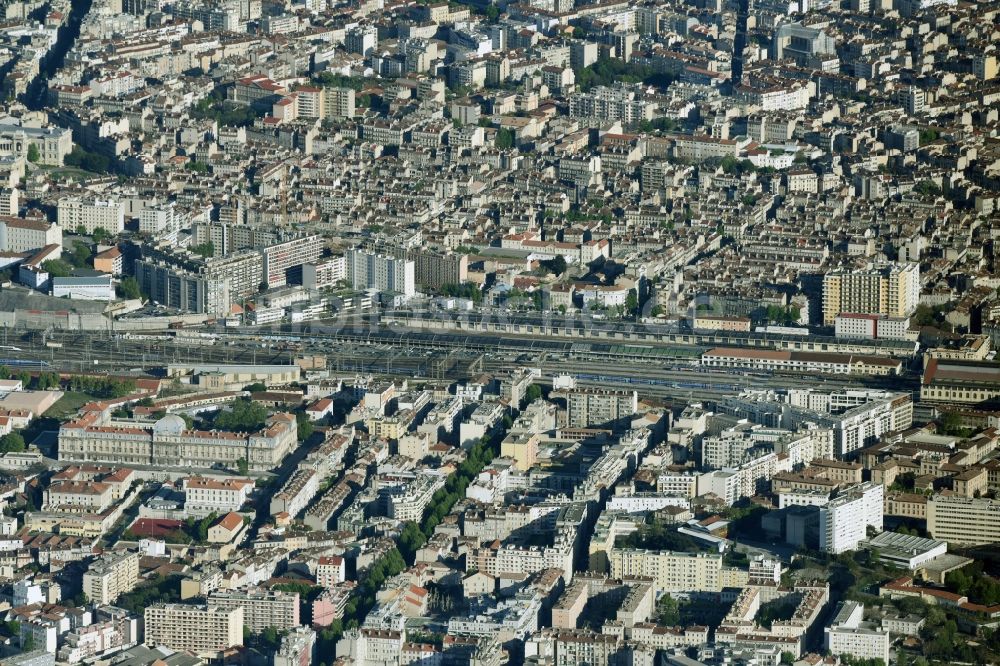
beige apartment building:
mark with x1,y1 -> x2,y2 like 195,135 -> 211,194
183,476 -> 254,513
208,589 -> 300,633
83,551 -> 140,605
566,388 -> 638,428
144,604 -> 243,654
927,495 -> 1000,546
822,262 -> 920,325
45,481 -> 114,512
609,549 -> 748,593
144,604 -> 243,655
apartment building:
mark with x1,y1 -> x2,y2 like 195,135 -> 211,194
323,87 -> 356,119
822,262 -> 920,325
697,451 -> 779,505
926,495 -> 1000,546
134,247 -> 264,314
369,243 -> 468,290
566,388 -> 638,428
208,588 -> 300,632
57,197 -> 125,234
262,235 -> 323,288
303,256 -> 347,290
83,551 -> 140,605
723,389 -> 913,458
347,248 -> 415,298
835,313 -> 911,340
274,626 -> 316,666
569,83 -> 656,123
183,477 -> 254,513
825,601 -> 890,664
316,556 -> 345,587
270,469 -> 319,518
144,604 -> 243,655
45,481 -> 114,511
609,549 -> 746,593
818,482 -> 883,554
387,474 -> 446,521
0,218 -> 61,253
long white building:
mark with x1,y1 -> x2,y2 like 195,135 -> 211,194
347,248 -> 415,298
818,482 -> 883,554
57,197 -> 125,234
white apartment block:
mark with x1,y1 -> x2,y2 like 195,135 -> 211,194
825,602 -> 890,664
303,256 -> 347,290
144,604 -> 243,655
569,84 -> 656,123
388,474 -> 446,522
835,313 -> 911,340
348,248 -> 415,298
139,204 -> 181,240
697,451 -> 781,506
818,482 -> 883,554
316,556 -> 346,587
57,197 -> 125,234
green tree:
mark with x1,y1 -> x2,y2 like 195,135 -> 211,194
657,594 -> 680,626
64,146 -> 111,173
523,384 -> 543,406
398,521 -> 427,562
0,432 -> 25,453
92,227 -> 109,244
915,180 -> 941,197
296,411 -> 314,441
495,128 -> 515,149
190,242 -> 215,258
42,259 -> 73,278
69,241 -> 91,268
625,289 -> 639,315
237,457 -> 249,475
540,256 -> 567,276
26,144 -> 39,163
214,399 -> 268,431
118,277 -> 142,300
